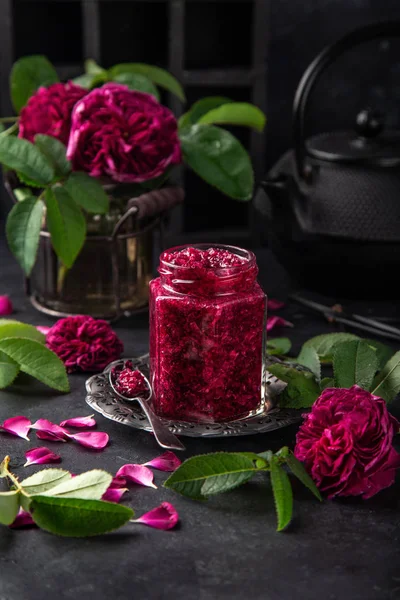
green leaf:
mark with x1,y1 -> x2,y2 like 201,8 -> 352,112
198,102 -> 266,132
13,187 -> 32,202
6,197 -> 44,275
21,469 -> 72,495
85,59 -> 107,76
179,97 -> 233,129
64,172 -> 109,214
0,123 -> 4,134
0,490 -> 20,525
267,363 -> 320,408
270,459 -> 293,532
41,470 -> 112,500
30,496 -> 134,537
0,457 -> 10,478
266,337 -> 292,357
34,135 -> 71,177
365,339 -> 394,370
164,453 -> 260,499
333,340 -> 378,390
109,63 -> 185,101
320,377 -> 334,391
45,187 -> 86,268
180,124 -> 254,201
0,136 -> 55,186
372,351 -> 400,403
285,452 -> 322,501
297,346 -> 321,381
10,55 -> 59,113
72,73 -> 106,89
301,333 -> 360,363
0,319 -> 46,343
0,338 -> 69,392
0,351 -> 20,389
112,73 -> 160,100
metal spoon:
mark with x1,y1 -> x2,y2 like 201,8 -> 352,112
108,366 -> 185,451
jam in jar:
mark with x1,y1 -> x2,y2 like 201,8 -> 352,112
149,244 -> 267,422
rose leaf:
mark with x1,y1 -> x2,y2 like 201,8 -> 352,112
10,55 -> 59,113
333,340 -> 379,391
30,496 -> 134,537
270,458 -> 293,532
179,124 -> 254,201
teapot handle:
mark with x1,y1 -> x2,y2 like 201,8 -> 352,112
293,21 -> 400,179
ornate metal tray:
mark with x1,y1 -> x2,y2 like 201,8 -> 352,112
85,355 -> 303,438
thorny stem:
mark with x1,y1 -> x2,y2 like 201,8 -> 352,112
1,455 -> 29,497
0,116 -> 18,123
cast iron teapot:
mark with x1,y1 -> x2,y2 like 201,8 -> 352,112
254,22 -> 400,297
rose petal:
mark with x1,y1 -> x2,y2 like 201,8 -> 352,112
36,326 -> 51,335
36,430 -> 68,443
110,475 -> 127,488
0,416 -> 31,440
60,415 -> 97,428
31,419 -> 68,441
24,446 -> 61,467
66,431 -> 109,450
9,509 -> 36,529
267,298 -> 285,311
102,486 -> 128,503
266,316 -> 294,332
143,451 -> 182,472
133,502 -> 179,530
0,295 -> 13,316
116,464 -> 157,488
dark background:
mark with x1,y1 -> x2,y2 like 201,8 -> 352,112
1,0 -> 400,234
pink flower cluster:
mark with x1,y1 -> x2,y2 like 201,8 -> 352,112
46,315 -> 123,373
295,386 -> 400,499
18,82 -> 181,184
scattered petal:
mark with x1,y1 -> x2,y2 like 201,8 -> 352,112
266,316 -> 294,332
66,431 -> 109,450
24,446 -> 61,467
267,298 -> 285,311
36,430 -> 68,443
132,502 -> 179,530
116,464 -> 157,489
36,326 -> 51,335
0,295 -> 13,316
143,451 -> 182,472
31,419 -> 68,442
60,415 -> 97,428
109,475 -> 127,488
9,509 -> 36,529
102,486 -> 128,503
0,416 -> 31,440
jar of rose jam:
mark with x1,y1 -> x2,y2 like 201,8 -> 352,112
149,244 -> 267,422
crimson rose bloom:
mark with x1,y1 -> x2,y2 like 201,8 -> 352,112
294,386 -> 400,499
19,82 -> 87,144
46,315 -> 124,373
66,84 -> 182,183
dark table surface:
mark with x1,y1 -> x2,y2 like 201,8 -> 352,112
0,235 -> 399,600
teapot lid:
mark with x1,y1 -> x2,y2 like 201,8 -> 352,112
306,109 -> 400,165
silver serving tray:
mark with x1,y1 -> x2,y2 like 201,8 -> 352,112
85,355 -> 303,438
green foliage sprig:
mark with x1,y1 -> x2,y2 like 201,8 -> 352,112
267,333 -> 400,408
0,319 -> 68,392
0,457 -> 133,536
164,447 -> 321,532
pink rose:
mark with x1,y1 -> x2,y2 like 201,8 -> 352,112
294,386 -> 400,499
66,84 -> 182,183
19,82 -> 87,144
46,315 -> 124,373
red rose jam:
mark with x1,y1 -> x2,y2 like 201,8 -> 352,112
149,245 -> 267,422
113,366 -> 148,397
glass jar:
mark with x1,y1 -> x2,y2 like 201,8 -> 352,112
149,244 -> 267,422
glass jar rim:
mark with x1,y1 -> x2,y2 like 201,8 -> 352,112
159,243 -> 257,273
